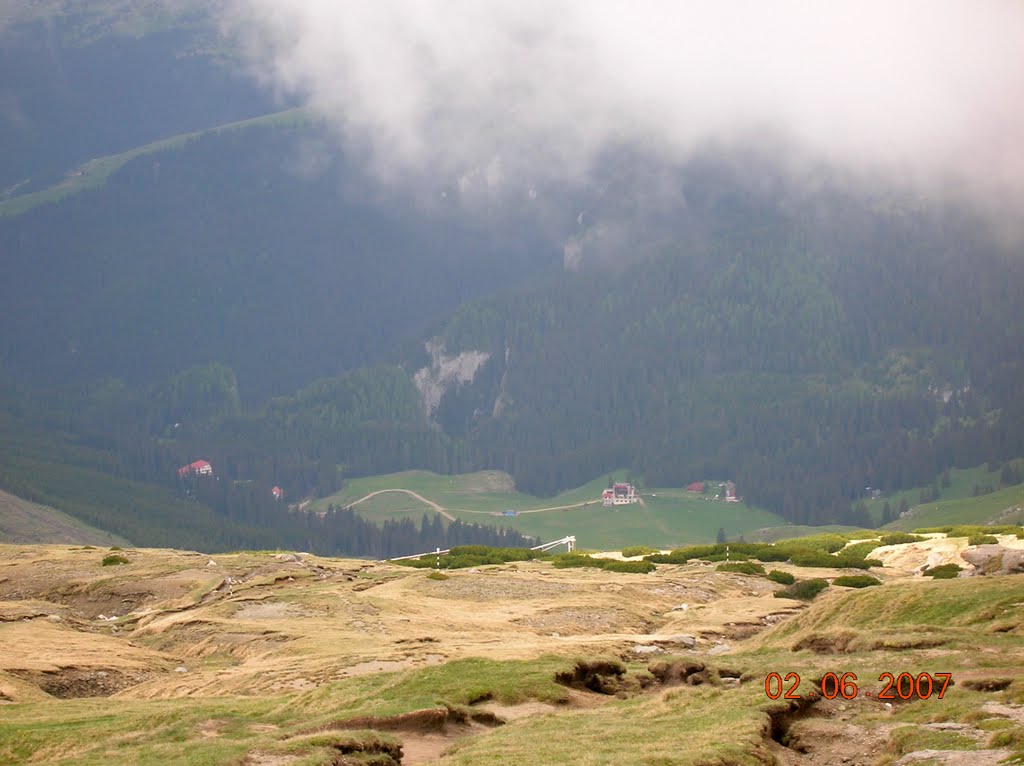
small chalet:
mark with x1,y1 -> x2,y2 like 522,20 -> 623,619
178,460 -> 213,478
724,481 -> 739,502
686,482 -> 705,493
602,482 -> 639,507
271,486 -> 284,500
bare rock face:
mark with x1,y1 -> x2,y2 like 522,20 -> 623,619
960,545 -> 1024,576
413,340 -> 491,418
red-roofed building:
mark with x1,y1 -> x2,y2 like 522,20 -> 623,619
271,486 -> 284,500
178,460 -> 213,478
686,482 -> 705,493
602,482 -> 639,506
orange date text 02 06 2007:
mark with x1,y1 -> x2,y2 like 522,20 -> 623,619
764,672 -> 953,701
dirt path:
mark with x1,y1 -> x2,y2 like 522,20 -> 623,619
348,489 -> 456,522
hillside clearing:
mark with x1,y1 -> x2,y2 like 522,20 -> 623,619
0,489 -> 128,547
314,470 -> 786,549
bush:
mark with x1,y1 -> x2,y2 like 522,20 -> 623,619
880,533 -> 924,546
426,571 -> 449,580
551,553 -> 606,569
767,570 -> 795,585
703,552 -> 751,562
775,579 -> 829,601
923,563 -> 962,579
832,575 -> 881,588
750,547 -> 790,562
101,554 -> 129,566
716,561 -> 765,575
789,550 -> 839,568
621,545 -> 659,558
553,554 -> 656,574
840,541 -> 883,559
395,545 -> 546,570
968,535 -> 999,546
936,525 -> 1022,539
774,534 -> 847,553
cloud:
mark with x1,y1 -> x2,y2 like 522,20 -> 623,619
225,0 -> 1024,217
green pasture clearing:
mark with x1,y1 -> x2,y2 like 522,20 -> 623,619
886,483 -> 1024,531
313,470 -> 604,516
315,470 -> 786,550
338,492 -> 437,525
0,108 -> 310,218
878,463 -> 1019,522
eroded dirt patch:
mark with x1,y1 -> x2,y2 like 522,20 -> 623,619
7,667 -> 157,698
792,632 -> 857,654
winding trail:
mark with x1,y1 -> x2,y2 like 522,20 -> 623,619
348,489 -> 456,522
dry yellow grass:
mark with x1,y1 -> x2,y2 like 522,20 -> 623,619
1,543 -> 1022,766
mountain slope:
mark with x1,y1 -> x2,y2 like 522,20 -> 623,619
0,488 -> 127,546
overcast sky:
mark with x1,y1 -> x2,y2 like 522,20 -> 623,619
226,1 -> 1024,219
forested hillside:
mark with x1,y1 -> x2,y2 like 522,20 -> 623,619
2,6 -> 1023,544
417,202 -> 1024,524
0,9 -> 276,191
0,123 -> 561,399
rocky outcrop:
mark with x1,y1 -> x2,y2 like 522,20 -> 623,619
413,340 -> 491,418
960,545 -> 1024,576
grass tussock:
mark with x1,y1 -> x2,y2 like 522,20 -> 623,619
774,578 -> 829,601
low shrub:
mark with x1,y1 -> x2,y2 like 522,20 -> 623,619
774,579 -> 829,601
840,541 -> 883,559
923,563 -> 962,579
767,570 -> 795,585
101,554 -> 129,566
880,533 -> 925,546
925,528 -> 1019,536
832,575 -> 881,588
773,534 -> 847,553
551,553 -> 606,569
621,545 -> 659,558
716,561 -> 765,575
789,550 -> 839,568
395,545 -> 546,570
703,552 -> 754,562
968,535 -> 999,546
554,554 -> 656,574
749,547 -> 790,562
426,571 -> 449,581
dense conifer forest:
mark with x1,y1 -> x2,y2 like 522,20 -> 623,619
2,10 -> 1023,547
